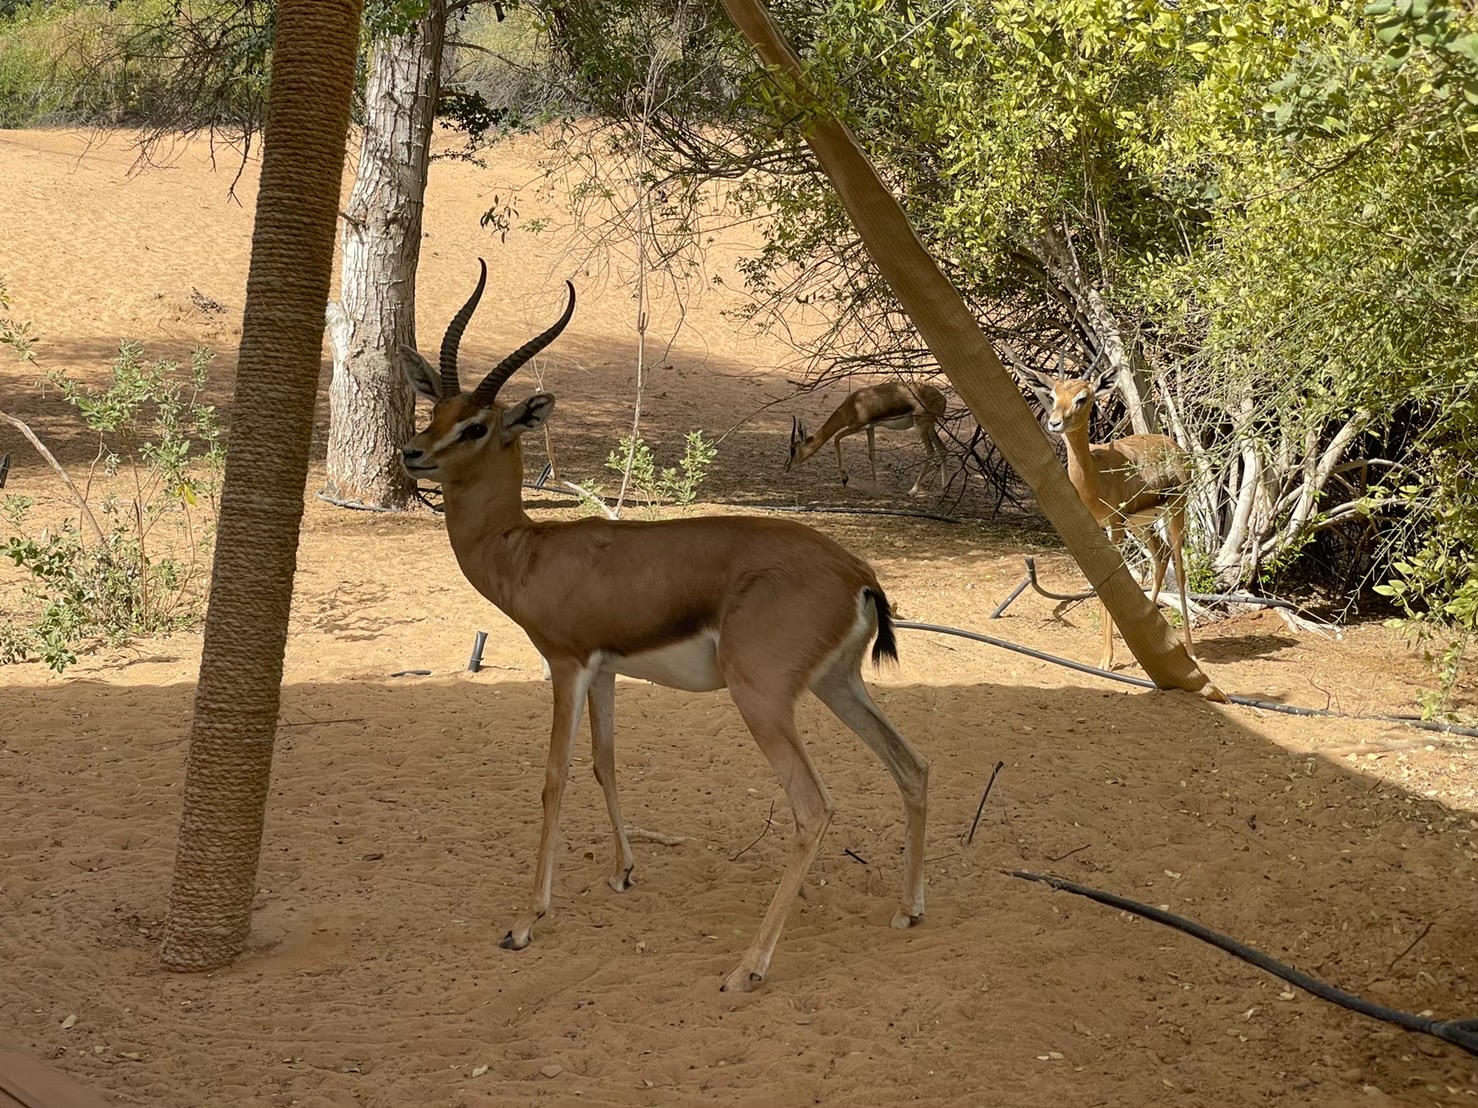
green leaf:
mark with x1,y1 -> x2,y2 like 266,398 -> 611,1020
1445,33 -> 1478,63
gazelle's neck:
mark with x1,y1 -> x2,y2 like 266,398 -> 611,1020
1060,422 -> 1099,505
439,445 -> 532,606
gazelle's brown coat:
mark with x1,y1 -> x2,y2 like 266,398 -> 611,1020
1019,360 -> 1197,671
786,381 -> 948,494
399,263 -> 929,992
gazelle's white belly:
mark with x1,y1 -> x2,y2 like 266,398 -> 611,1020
1120,507 -> 1169,531
879,414 -> 915,431
600,632 -> 725,692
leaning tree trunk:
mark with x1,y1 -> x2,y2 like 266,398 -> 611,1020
720,0 -> 1219,700
322,0 -> 446,511
161,0 -> 363,971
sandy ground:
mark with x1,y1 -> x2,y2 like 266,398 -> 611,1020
1,128 -> 1477,1107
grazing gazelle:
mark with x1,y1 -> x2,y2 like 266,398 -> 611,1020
786,381 -> 948,495
398,262 -> 929,993
1017,356 -> 1197,672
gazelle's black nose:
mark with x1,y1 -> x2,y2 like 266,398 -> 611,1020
401,445 -> 423,461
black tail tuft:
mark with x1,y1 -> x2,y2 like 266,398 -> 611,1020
866,588 -> 899,668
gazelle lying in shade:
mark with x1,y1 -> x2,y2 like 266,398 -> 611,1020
1017,355 -> 1197,672
398,262 -> 930,992
786,381 -> 948,495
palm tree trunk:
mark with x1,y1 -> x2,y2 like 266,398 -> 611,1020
161,0 -> 365,972
719,0 -> 1219,699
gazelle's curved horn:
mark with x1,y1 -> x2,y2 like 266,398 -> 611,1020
468,281 -> 577,408
440,259 -> 488,397
1055,349 -> 1067,379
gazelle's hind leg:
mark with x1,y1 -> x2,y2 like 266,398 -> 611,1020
587,669 -> 635,892
714,588 -> 844,993
867,425 -> 878,483
908,418 -> 945,497
719,678 -> 833,993
1165,507 -> 1197,660
810,637 -> 928,928
502,661 -> 594,951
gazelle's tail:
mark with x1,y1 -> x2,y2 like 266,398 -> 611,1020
865,588 -> 898,668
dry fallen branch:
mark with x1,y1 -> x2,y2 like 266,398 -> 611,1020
627,827 -> 693,846
0,410 -> 107,544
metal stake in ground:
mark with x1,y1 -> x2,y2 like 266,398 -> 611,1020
467,630 -> 488,673
964,760 -> 1005,846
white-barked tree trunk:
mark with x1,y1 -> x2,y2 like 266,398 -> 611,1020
323,0 -> 447,510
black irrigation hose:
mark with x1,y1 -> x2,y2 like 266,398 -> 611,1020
1007,869 -> 1478,1059
743,503 -> 961,524
316,490 -> 402,513
892,620 -> 1478,740
897,619 -> 1157,689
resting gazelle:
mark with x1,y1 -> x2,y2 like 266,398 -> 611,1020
398,262 -> 930,991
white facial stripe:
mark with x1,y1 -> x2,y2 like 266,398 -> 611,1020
431,414 -> 488,454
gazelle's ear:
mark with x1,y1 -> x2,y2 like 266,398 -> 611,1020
1087,363 -> 1113,402
500,393 -> 556,442
1015,365 -> 1053,407
1083,345 -> 1112,394
400,345 -> 442,402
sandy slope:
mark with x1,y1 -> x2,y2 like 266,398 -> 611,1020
1,128 -> 1476,1107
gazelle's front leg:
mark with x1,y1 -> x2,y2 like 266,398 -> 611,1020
1099,526 -> 1123,672
501,660 -> 593,951
1165,507 -> 1197,660
1138,525 -> 1171,603
832,434 -> 850,486
866,424 -> 878,482
587,669 -> 635,892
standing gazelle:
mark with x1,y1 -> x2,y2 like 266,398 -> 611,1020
786,381 -> 948,495
1017,357 -> 1197,672
399,262 -> 930,992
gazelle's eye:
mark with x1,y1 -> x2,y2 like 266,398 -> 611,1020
1073,395 -> 1087,407
461,422 -> 488,441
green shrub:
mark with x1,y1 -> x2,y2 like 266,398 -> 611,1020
1,341 -> 223,671
600,430 -> 716,513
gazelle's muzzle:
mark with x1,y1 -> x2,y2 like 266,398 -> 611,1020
401,441 -> 437,476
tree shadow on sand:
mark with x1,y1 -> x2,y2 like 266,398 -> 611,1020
2,673 -> 1474,1107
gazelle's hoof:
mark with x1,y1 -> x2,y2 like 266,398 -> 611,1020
607,867 -> 635,893
719,965 -> 765,993
891,908 -> 924,930
500,913 -> 540,950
